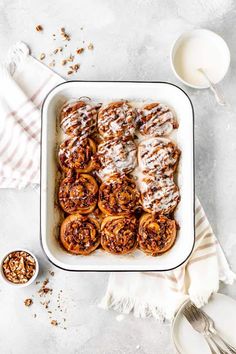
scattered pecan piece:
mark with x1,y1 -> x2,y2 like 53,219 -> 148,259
76,48 -> 84,54
39,53 -> 45,60
67,54 -> 74,62
24,298 -> 33,307
49,60 -> 55,67
88,43 -> 94,50
70,64 -> 80,72
35,25 -> 43,32
60,27 -> 70,41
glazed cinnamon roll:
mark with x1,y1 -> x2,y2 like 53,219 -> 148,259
59,172 -> 98,214
98,174 -> 140,215
101,216 -> 138,255
96,137 -> 137,179
141,175 -> 180,215
60,214 -> 100,255
138,138 -> 180,176
137,102 -> 178,136
58,137 -> 96,173
60,99 -> 99,137
98,101 -> 136,139
138,213 -> 177,256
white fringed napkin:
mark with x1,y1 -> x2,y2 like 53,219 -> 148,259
0,42 -> 235,321
100,198 -> 236,320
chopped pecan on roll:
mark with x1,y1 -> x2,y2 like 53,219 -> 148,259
98,174 -> 140,215
59,172 -> 98,214
138,213 -> 177,256
58,137 -> 97,173
60,99 -> 100,137
98,101 -> 136,139
101,215 -> 138,255
138,137 -> 180,176
60,213 -> 100,255
136,102 -> 178,137
96,137 -> 137,179
141,175 -> 180,215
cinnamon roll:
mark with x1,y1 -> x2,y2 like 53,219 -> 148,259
58,137 -> 96,173
59,172 -> 98,214
138,138 -> 180,176
141,175 -> 180,215
60,214 -> 100,255
98,174 -> 140,215
96,137 -> 137,179
60,99 -> 99,137
98,101 -> 136,139
137,102 -> 178,136
138,213 -> 177,256
101,216 -> 138,255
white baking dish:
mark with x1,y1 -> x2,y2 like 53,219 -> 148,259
40,81 -> 195,271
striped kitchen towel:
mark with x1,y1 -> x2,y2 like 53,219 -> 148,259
0,42 -> 63,189
100,197 -> 236,320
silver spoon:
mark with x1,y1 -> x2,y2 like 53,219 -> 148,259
197,68 -> 226,106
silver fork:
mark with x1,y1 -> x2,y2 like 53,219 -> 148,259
183,303 -> 228,354
191,304 -> 236,354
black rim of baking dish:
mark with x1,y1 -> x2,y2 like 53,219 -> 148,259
40,80 -> 195,272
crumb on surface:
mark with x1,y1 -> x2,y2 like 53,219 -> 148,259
51,320 -> 58,326
116,314 -> 125,322
67,54 -> 74,62
88,43 -> 94,50
76,48 -> 84,54
60,27 -> 70,41
39,53 -> 45,60
49,60 -> 55,67
35,25 -> 43,32
24,298 -> 33,307
70,64 -> 80,72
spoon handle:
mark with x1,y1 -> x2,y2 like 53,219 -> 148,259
208,82 -> 226,106
198,68 -> 226,106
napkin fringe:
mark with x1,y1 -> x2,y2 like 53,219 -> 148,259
219,269 -> 236,285
6,41 -> 29,76
190,287 -> 219,308
99,292 -> 168,321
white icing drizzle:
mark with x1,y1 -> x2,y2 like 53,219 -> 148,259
138,137 -> 180,176
98,102 -> 136,138
97,138 -> 137,179
60,100 -> 99,137
141,175 -> 180,214
138,103 -> 177,136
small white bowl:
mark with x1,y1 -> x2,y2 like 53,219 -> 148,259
170,29 -> 230,89
0,249 -> 39,288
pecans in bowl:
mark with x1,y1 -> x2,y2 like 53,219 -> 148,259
1,250 -> 38,286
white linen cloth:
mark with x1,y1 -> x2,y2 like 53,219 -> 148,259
0,42 -> 235,321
